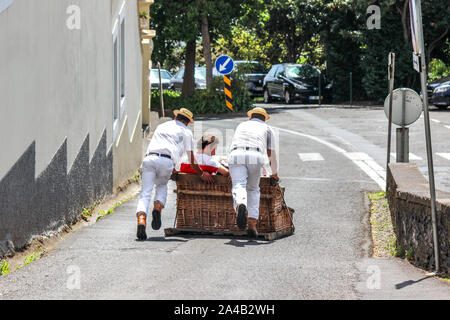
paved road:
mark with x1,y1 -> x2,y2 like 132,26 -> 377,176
1,104 -> 449,299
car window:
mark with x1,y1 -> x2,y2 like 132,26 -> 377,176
285,65 -> 320,79
174,70 -> 184,79
275,65 -> 285,77
267,65 -> 278,78
150,70 -> 172,82
195,68 -> 206,81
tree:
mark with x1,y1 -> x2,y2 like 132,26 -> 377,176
359,0 -> 449,101
151,0 -> 201,96
260,0 -> 322,63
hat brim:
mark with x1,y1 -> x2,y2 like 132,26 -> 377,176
174,110 -> 194,123
247,110 -> 270,121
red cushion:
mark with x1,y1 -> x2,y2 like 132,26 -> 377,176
180,163 -> 219,174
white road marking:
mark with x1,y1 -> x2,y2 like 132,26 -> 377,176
390,153 -> 423,160
431,119 -> 441,123
275,127 -> 386,190
436,153 -> 450,161
345,153 -> 386,189
445,125 -> 450,130
298,153 -> 324,161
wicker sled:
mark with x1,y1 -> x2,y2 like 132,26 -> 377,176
164,173 -> 295,240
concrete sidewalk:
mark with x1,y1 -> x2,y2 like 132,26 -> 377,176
1,112 -> 449,300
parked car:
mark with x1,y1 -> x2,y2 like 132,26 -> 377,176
430,81 -> 450,109
169,67 -> 209,91
263,63 -> 332,104
149,69 -> 173,90
234,61 -> 268,98
423,76 -> 450,105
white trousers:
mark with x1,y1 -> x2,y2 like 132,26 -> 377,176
136,155 -> 174,215
228,149 -> 265,219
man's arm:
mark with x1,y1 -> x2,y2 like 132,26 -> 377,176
188,151 -> 214,183
267,149 -> 279,181
267,126 -> 279,180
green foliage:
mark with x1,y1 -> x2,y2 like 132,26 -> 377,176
317,2 -> 365,102
151,74 -> 254,115
152,0 -> 449,103
22,251 -> 44,267
0,260 -> 10,276
405,247 -> 414,260
96,208 -> 115,222
429,58 -> 450,81
151,0 -> 256,68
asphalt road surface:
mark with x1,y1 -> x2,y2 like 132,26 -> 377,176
1,104 -> 449,300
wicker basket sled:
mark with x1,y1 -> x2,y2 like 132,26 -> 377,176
164,173 -> 295,240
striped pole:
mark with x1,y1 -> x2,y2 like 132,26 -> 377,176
224,75 -> 233,111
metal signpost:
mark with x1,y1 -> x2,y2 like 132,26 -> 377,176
386,52 -> 395,189
409,0 -> 440,273
349,72 -> 353,106
215,55 -> 235,111
157,62 -> 165,117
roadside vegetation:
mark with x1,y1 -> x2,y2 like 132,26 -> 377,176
151,73 -> 254,114
368,192 -> 401,258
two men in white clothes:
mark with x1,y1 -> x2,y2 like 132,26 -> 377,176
228,107 -> 279,238
136,108 -> 214,240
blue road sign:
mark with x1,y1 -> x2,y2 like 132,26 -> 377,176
215,55 -> 234,75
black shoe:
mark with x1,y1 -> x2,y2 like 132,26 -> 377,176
247,229 -> 258,239
151,209 -> 162,230
236,204 -> 247,231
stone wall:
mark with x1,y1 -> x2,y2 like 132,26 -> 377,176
387,163 -> 449,274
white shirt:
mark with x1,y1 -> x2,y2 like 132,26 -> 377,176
196,153 -> 220,168
146,120 -> 194,165
230,118 -> 276,153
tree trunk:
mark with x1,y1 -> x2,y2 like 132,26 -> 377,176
182,40 -> 196,97
201,15 -> 213,89
396,0 -> 410,44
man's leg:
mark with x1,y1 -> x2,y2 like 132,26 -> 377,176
246,163 -> 262,238
151,158 -> 174,230
136,157 -> 157,240
229,164 -> 248,230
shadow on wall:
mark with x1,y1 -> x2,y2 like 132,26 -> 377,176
0,130 -> 112,257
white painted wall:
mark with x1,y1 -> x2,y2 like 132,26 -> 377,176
0,0 -> 142,180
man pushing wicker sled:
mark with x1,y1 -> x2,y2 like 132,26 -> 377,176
136,108 -> 214,240
228,107 -> 279,238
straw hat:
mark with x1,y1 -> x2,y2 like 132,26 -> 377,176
247,107 -> 270,121
174,108 -> 194,123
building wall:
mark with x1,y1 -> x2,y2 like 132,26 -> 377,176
0,0 -> 143,256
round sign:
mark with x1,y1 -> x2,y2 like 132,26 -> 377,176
215,55 -> 234,75
384,88 -> 423,126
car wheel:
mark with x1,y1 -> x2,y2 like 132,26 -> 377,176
437,105 -> 448,110
284,89 -> 292,104
263,89 -> 272,103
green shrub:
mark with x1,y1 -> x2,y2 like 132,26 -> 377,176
1,260 -> 10,276
151,72 -> 254,115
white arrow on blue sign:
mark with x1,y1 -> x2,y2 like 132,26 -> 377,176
215,55 -> 234,75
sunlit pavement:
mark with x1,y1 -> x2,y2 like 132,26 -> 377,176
1,106 -> 449,299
